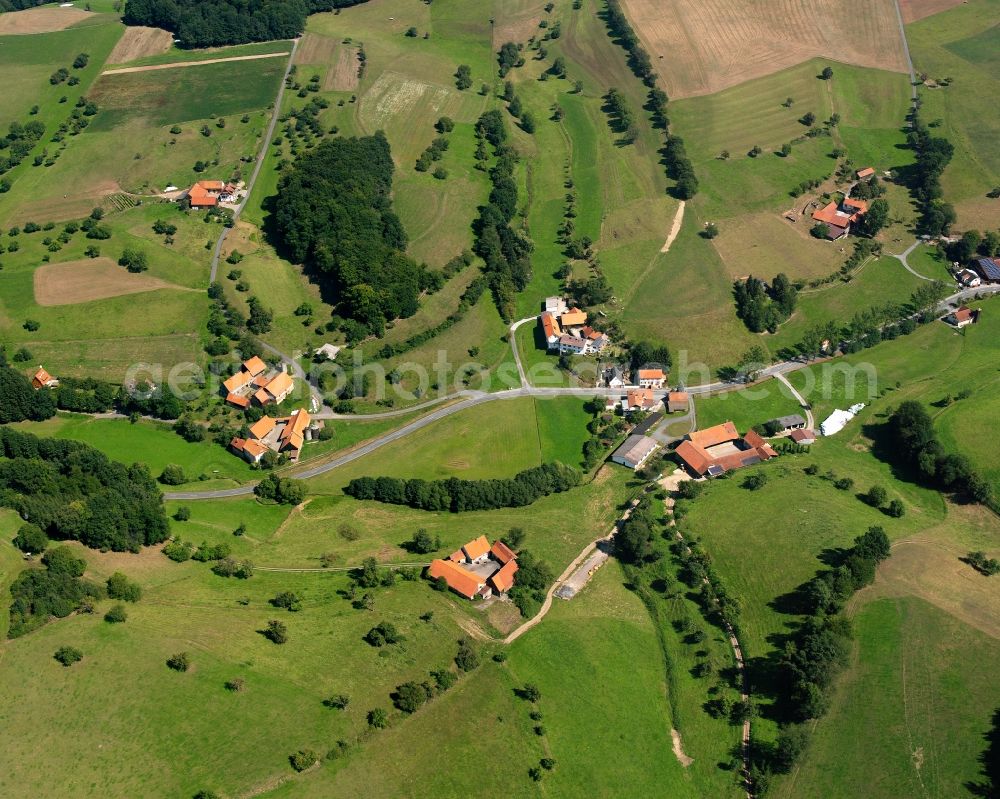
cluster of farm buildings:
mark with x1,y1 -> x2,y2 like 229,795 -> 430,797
222,357 -> 321,463
427,536 -> 518,599
538,297 -> 609,355
809,167 -> 876,240
182,180 -> 241,209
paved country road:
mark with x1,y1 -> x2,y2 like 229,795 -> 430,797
207,40 -> 299,285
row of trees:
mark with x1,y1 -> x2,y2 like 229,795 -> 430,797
887,400 -> 992,505
344,462 -> 581,513
603,0 -> 697,198
907,111 -> 956,236
733,274 -> 797,334
472,111 -> 533,322
748,527 -> 891,790
0,428 -> 170,553
273,133 -> 429,338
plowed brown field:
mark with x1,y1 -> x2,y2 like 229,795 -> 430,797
619,0 -> 908,98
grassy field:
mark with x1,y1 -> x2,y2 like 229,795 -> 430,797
0,18 -> 125,223
907,0 -> 1000,228
276,562 -> 738,798
786,297 -> 1000,495
0,203 -> 216,379
779,596 -> 1000,798
695,377 -> 804,432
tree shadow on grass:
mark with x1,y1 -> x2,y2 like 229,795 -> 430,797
965,707 -> 1000,797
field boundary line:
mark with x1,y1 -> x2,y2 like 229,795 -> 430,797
101,51 -> 290,76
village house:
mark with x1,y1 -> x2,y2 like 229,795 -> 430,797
812,195 -> 868,240
229,407 -> 320,464
540,307 -> 610,356
222,356 -> 268,408
943,306 -> 978,328
666,390 -> 689,413
221,357 -> 296,409
604,366 -> 626,389
856,167 -> 876,179
611,434 -> 659,470
186,180 -> 226,208
557,334 -> 589,355
674,421 -> 778,478
790,428 -> 817,445
31,366 -> 59,390
581,326 -> 609,353
253,371 -> 294,407
427,536 -> 519,600
540,312 -> 563,350
957,268 -> 982,288
621,388 -> 658,413
637,368 -> 666,389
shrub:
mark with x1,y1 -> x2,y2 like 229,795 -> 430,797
323,694 -> 350,709
104,603 -> 128,623
455,638 -> 479,671
270,591 -> 302,612
264,619 -> 288,644
54,646 -> 83,666
163,539 -> 194,562
289,749 -> 318,772
365,622 -> 402,647
174,506 -> 191,521
166,652 -> 190,671
13,523 -> 48,554
367,707 -> 389,728
106,572 -> 142,602
225,677 -> 246,692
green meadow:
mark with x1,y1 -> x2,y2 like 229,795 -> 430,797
781,596 -> 1000,799
907,0 -> 1000,227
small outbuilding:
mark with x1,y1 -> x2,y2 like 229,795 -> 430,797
611,434 -> 659,470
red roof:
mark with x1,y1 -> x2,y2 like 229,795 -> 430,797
689,421 -> 740,449
188,184 -> 218,207
857,167 -> 875,179
790,428 -> 816,443
675,440 -> 712,475
637,368 -> 665,381
489,559 -> 518,593
952,307 -> 974,323
225,392 -> 250,409
427,559 -> 485,599
742,429 -> 766,449
540,312 -> 561,339
462,535 -> 491,561
490,540 -> 517,565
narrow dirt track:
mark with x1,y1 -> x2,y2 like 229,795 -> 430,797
101,51 -> 290,76
660,200 -> 686,253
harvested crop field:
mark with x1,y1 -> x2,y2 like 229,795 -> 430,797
106,25 -> 173,64
619,0 -> 908,98
33,258 -> 181,306
899,0 -> 967,23
297,33 -> 360,91
0,6 -> 92,34
328,44 -> 360,90
294,31 -> 335,65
